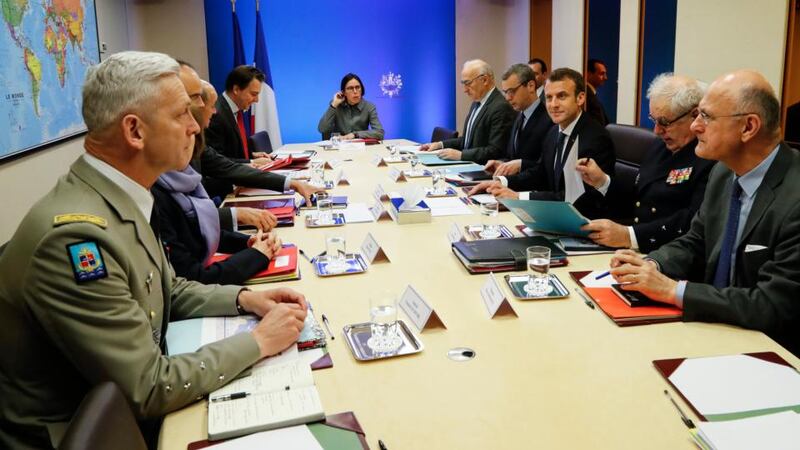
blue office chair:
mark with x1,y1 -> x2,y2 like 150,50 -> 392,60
431,126 -> 458,143
250,131 -> 273,154
605,124 -> 659,221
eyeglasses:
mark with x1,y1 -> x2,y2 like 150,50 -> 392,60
696,110 -> 756,125
648,108 -> 693,128
460,74 -> 486,87
501,82 -> 530,97
344,85 -> 362,92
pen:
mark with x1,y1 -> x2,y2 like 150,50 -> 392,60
575,289 -> 595,310
210,391 -> 249,403
298,248 -> 312,263
664,389 -> 695,428
595,271 -> 610,280
321,314 -> 335,340
579,157 -> 591,166
378,439 -> 388,450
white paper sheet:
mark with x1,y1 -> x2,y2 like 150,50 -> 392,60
578,270 -> 617,287
469,194 -> 496,205
670,354 -> 800,416
211,425 -> 323,450
341,203 -> 376,223
395,145 -> 422,154
696,411 -> 800,450
563,135 -> 585,204
424,197 -> 474,216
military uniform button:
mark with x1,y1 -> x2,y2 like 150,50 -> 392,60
651,207 -> 657,213
662,225 -> 667,231
635,201 -> 640,207
183,382 -> 191,390
200,361 -> 206,370
150,310 -> 155,319
218,374 -> 225,381
634,217 -> 639,223
165,385 -> 172,393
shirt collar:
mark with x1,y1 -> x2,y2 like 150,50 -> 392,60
559,112 -> 582,136
736,143 -> 781,198
522,98 -> 538,121
82,153 -> 154,220
222,91 -> 240,115
478,87 -> 495,106
536,85 -> 544,98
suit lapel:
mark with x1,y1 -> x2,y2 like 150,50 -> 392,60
738,144 -> 790,245
218,96 -> 243,152
71,157 -> 164,270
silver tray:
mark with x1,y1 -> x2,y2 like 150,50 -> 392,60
404,169 -> 432,178
342,319 -> 424,361
305,212 -> 346,228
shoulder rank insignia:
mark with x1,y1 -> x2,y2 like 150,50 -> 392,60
666,167 -> 693,185
66,241 -> 108,283
54,214 -> 108,228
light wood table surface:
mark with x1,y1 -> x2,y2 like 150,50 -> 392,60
159,139 -> 799,450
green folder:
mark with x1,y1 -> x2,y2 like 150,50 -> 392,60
501,198 -> 590,237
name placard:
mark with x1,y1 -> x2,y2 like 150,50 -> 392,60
448,222 -> 465,244
360,232 -> 390,264
371,155 -> 387,167
388,167 -> 407,182
480,273 -> 517,318
369,200 -> 391,221
373,184 -> 389,202
326,158 -> 343,170
399,285 -> 446,331
335,169 -> 350,185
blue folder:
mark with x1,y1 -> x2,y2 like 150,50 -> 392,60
418,153 -> 473,166
500,199 -> 590,237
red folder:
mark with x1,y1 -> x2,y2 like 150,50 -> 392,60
208,245 -> 299,284
570,270 -> 682,326
258,155 -> 294,171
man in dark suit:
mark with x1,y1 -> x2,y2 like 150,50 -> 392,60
585,58 -> 610,126
483,63 -> 553,177
470,68 -> 616,219
610,70 -> 800,357
419,59 -> 515,164
578,74 -> 715,252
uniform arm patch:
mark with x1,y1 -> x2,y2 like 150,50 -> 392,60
66,241 -> 108,283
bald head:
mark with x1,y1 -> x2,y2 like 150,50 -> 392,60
711,70 -> 780,137
178,64 -> 204,108
461,59 -> 495,101
195,80 -> 218,129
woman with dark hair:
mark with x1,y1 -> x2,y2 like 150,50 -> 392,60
318,72 -> 385,140
151,104 -> 282,285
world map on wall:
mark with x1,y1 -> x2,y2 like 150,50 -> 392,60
1,0 -> 99,160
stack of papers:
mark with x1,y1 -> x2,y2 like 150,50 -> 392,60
424,197 -> 474,217
692,411 -> 800,450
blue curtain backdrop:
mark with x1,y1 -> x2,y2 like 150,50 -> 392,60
204,0 -> 456,144
639,0 -> 677,128
586,0 -> 620,124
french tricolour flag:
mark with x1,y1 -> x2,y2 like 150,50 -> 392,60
251,8 -> 282,148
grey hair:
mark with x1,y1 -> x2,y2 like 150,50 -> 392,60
738,83 -> 781,135
200,80 -> 216,103
646,73 -> 706,115
463,59 -> 494,79
82,51 -> 180,132
502,63 -> 534,84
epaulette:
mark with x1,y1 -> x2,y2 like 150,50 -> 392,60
53,214 -> 108,228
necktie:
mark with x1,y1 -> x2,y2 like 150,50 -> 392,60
552,132 -> 568,190
713,179 -> 743,288
510,112 -> 524,158
464,101 -> 480,149
236,110 -> 250,160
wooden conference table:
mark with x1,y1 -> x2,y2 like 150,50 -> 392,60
159,139 -> 799,449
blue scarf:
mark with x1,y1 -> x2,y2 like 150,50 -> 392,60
156,166 -> 220,264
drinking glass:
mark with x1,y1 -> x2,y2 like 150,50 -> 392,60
316,192 -> 333,224
479,200 -> 501,238
310,160 -> 325,187
330,132 -> 342,148
525,246 -> 551,296
325,232 -> 348,273
367,292 -> 402,354
431,169 -> 446,195
387,145 -> 398,157
407,154 -> 419,176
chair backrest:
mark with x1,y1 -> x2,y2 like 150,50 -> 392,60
250,131 -> 273,154
59,382 -> 147,450
431,126 -> 458,143
605,124 -> 659,165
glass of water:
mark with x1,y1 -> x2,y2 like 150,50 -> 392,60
407,154 -> 419,176
325,232 -> 348,273
310,160 -> 325,187
316,192 -> 333,224
431,169 -> 446,195
479,200 -> 501,238
387,145 -> 398,157
525,246 -> 551,296
330,132 -> 341,148
367,292 -> 402,354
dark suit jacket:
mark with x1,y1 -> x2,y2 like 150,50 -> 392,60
206,95 -> 249,163
442,88 -> 516,164
507,91 -> 553,167
152,184 -> 269,285
507,113 -> 616,218
194,145 -> 287,225
648,143 -> 800,356
586,87 -> 609,127
613,139 -> 716,253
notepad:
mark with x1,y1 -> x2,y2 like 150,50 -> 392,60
692,411 -> 800,450
208,359 -> 326,441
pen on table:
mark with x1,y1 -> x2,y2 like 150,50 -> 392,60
575,289 -> 595,310
321,314 -> 335,340
210,391 -> 249,403
378,439 -> 388,450
595,270 -> 611,280
664,389 -> 695,428
298,248 -> 312,263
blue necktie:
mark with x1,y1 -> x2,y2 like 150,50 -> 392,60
713,179 -> 743,288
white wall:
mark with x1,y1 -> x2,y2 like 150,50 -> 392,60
550,0 -> 583,71
616,0 -> 640,125
674,0 -> 788,95
455,0 -> 530,131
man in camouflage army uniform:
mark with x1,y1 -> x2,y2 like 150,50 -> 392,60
0,51 -> 307,449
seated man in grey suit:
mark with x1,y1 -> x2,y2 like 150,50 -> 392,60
610,70 -> 800,357
419,59 -> 515,164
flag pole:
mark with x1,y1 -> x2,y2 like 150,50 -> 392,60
231,0 -> 235,13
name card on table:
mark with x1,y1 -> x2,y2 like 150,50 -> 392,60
360,232 -> 390,264
480,273 -> 518,318
448,222 -> 465,243
388,168 -> 407,182
369,200 -> 392,221
371,155 -> 387,167
335,169 -> 350,185
373,184 -> 390,202
326,159 -> 343,170
399,285 -> 446,331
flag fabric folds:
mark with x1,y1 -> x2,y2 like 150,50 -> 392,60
251,7 -> 282,148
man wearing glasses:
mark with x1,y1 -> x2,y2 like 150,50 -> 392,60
608,70 -> 800,358
420,59 -> 515,164
577,74 -> 716,252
